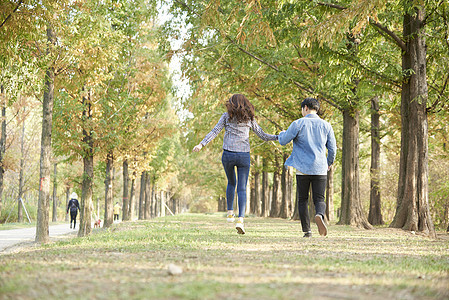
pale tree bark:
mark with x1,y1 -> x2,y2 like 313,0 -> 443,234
261,158 -> 269,217
144,172 -> 151,219
103,151 -> 114,228
270,156 -> 281,218
252,155 -> 261,215
151,179 -> 156,217
218,195 -> 226,212
153,188 -> 159,217
250,185 -> 255,214
78,89 -> 93,237
138,171 -> 146,220
65,186 -> 69,221
18,111 -> 26,222
0,85 -> 5,217
391,5 -> 435,237
338,109 -> 373,229
129,171 -> 136,220
368,96 -> 383,225
52,163 -> 57,222
288,167 -> 295,218
122,160 -> 129,221
36,25 -> 56,244
279,154 -> 290,219
160,190 -> 166,217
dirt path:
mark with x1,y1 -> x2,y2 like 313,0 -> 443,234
0,223 -> 78,254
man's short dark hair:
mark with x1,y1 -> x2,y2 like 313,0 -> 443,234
301,97 -> 320,111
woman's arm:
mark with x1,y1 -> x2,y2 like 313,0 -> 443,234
250,119 -> 278,141
193,113 -> 226,152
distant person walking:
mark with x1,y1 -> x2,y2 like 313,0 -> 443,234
278,97 -> 336,237
193,94 -> 278,234
66,192 -> 80,229
113,202 -> 121,221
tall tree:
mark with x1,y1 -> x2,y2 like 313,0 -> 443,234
0,86 -> 6,217
36,24 -> 56,243
122,159 -> 130,221
18,107 -> 26,222
52,162 -> 57,222
390,2 -> 434,236
369,96 -> 383,225
79,89 -> 93,237
103,152 -> 114,228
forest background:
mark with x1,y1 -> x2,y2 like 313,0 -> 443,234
0,0 -> 448,241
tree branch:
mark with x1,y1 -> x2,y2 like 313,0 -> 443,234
317,1 -> 346,10
225,37 -> 341,110
423,0 -> 444,26
428,73 -> 449,112
316,2 -> 407,51
0,0 -> 23,30
369,19 -> 407,51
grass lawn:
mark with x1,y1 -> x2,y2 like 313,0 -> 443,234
0,213 -> 448,299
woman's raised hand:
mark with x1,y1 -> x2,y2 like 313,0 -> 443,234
193,144 -> 203,152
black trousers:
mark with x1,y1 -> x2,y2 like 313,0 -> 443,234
296,175 -> 327,233
114,214 -> 119,221
70,211 -> 77,226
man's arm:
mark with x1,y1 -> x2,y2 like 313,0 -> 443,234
326,126 -> 337,167
278,121 -> 299,146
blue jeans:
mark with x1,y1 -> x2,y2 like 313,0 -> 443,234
222,150 -> 250,218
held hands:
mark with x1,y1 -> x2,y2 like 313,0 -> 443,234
193,144 -> 203,152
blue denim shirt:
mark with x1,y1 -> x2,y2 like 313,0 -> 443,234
278,114 -> 336,175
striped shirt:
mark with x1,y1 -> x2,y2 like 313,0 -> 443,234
200,112 -> 278,152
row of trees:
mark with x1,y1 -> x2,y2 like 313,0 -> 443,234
161,0 -> 449,236
1,0 -> 448,241
0,0 -> 189,242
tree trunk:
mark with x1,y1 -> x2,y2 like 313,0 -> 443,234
138,171 -> 146,220
326,165 -> 334,222
78,89 -> 93,237
129,172 -> 136,220
292,170 -> 300,221
65,186 -> 69,221
18,112 -> 25,222
0,85 -> 5,217
103,151 -> 114,228
253,155 -> 261,216
79,156 -> 93,237
36,25 -> 56,244
154,188 -> 159,217
250,185 -> 255,214
261,158 -> 269,217
144,172 -> 151,219
160,191 -> 166,217
218,195 -> 226,212
52,163 -> 57,222
338,109 -> 373,229
391,5 -> 435,237
368,96 -> 383,225
122,160 -> 129,221
279,154 -> 290,219
270,156 -> 281,218
151,182 -> 156,217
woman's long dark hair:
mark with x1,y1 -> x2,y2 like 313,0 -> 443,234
225,94 -> 255,123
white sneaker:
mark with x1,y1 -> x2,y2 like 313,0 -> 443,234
236,221 -> 245,234
226,214 -> 235,223
315,214 -> 328,236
